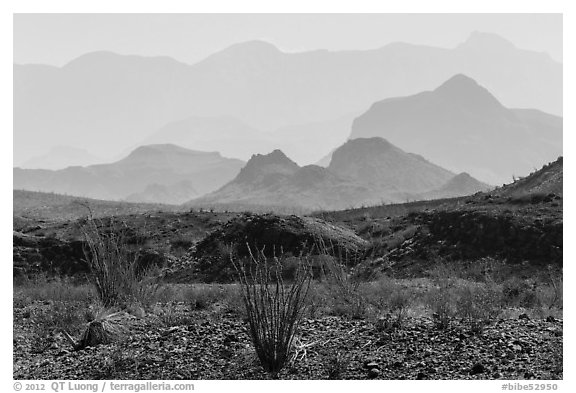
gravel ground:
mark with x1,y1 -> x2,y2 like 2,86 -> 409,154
13,302 -> 562,380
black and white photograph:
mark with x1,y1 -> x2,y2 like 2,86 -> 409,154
7,6 -> 567,387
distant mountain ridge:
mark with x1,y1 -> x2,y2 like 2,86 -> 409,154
189,137 -> 490,211
349,74 -> 562,185
21,146 -> 105,170
14,32 -> 561,166
14,144 -> 244,204
142,115 -> 354,165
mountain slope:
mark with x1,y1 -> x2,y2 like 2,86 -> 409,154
328,138 -> 455,195
414,172 -> 492,200
496,157 -> 563,197
189,138 -> 488,211
13,144 -> 245,204
188,149 -> 375,211
14,32 -> 561,165
349,74 -> 562,185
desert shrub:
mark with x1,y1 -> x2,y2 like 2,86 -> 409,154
427,289 -> 455,329
502,277 -> 540,308
232,246 -> 312,375
539,266 -> 563,310
363,276 -> 396,312
363,277 -> 413,329
455,284 -> 502,334
305,282 -> 330,319
387,288 -> 412,328
220,287 -> 247,317
183,285 -> 227,310
325,274 -> 368,319
29,301 -> 86,353
325,351 -> 350,379
15,273 -> 94,303
81,216 -> 163,308
155,303 -> 198,327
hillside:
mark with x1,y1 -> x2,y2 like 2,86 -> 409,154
14,144 -> 245,204
496,157 -> 563,197
318,157 -> 563,277
349,74 -> 562,185
188,150 -> 373,211
13,190 -> 183,224
328,138 -> 455,195
414,173 -> 492,200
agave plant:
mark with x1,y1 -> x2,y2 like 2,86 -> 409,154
62,308 -> 132,351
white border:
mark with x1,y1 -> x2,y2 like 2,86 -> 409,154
2,1 -> 572,391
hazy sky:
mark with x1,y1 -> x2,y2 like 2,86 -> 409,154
14,13 -> 562,66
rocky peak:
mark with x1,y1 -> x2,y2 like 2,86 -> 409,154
235,149 -> 299,183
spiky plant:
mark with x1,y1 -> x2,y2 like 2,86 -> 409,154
232,245 -> 312,376
62,309 -> 131,350
80,210 -> 162,308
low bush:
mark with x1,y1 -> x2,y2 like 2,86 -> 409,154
81,215 -> 163,308
455,284 -> 502,333
14,274 -> 94,303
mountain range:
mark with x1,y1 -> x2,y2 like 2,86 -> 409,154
189,137 -> 491,211
349,74 -> 562,185
14,72 -> 559,208
13,144 -> 244,204
14,32 -> 561,167
141,114 -> 354,165
20,146 -> 104,170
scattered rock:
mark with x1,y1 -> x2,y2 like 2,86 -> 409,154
470,363 -> 485,375
364,361 -> 380,370
519,314 -> 530,320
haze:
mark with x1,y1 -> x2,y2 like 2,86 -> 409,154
14,14 -> 562,66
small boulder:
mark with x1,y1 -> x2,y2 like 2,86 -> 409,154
368,368 -> 380,379
363,360 -> 380,369
470,363 -> 485,375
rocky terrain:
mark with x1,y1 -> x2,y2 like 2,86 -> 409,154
12,158 -> 563,380
13,301 -> 562,380
12,158 -> 562,281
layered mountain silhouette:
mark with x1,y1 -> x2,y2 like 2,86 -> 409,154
414,172 -> 491,201
328,138 -> 455,194
189,137 -> 490,211
13,144 -> 244,204
14,32 -> 561,166
349,74 -> 562,185
141,115 -> 353,164
21,146 -> 104,170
